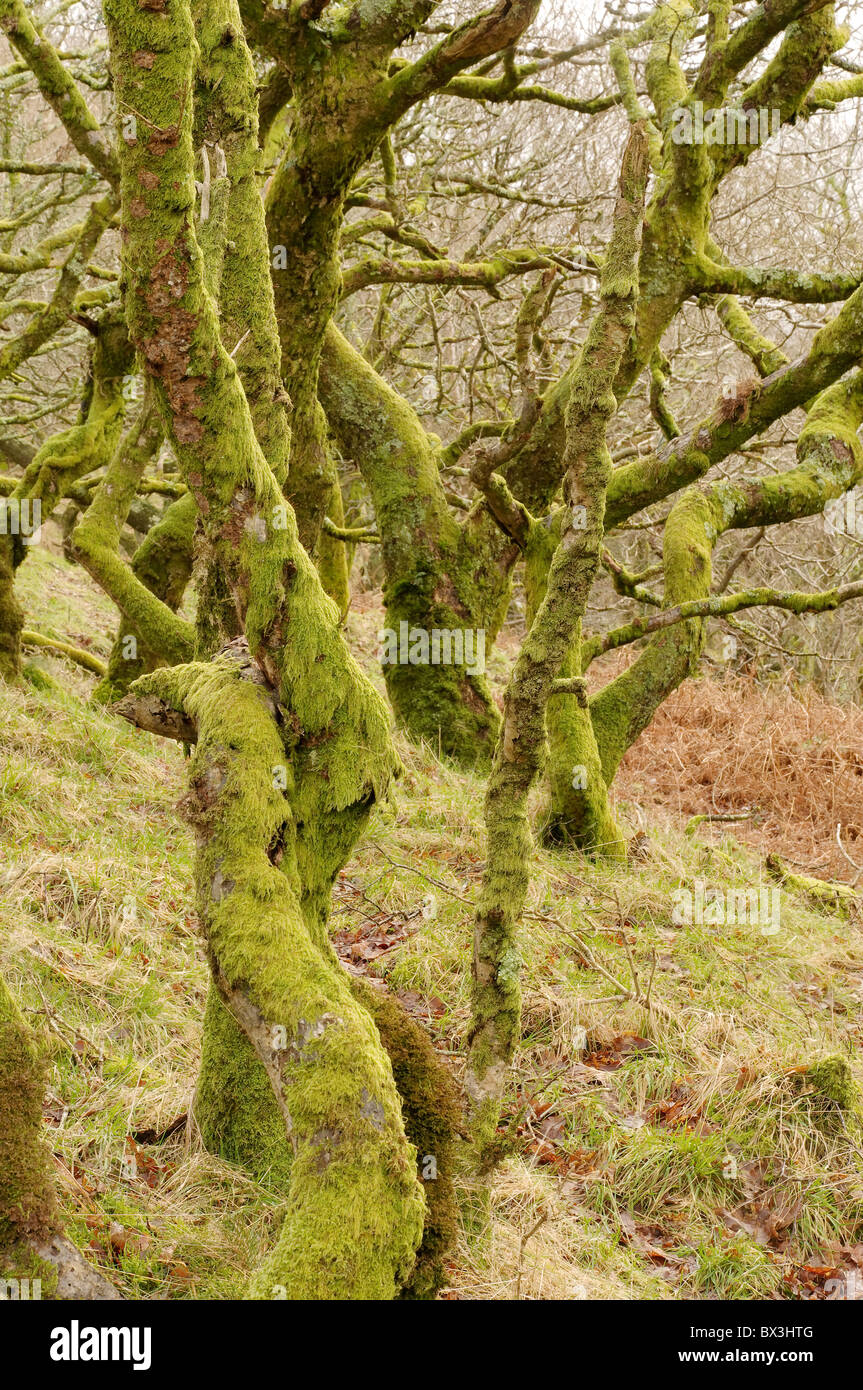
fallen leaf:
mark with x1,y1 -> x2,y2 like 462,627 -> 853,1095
717,1194 -> 803,1248
583,1033 -> 657,1072
396,990 -> 446,1020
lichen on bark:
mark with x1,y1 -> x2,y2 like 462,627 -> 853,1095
106,0 -> 425,1297
466,122 -> 649,1157
119,651 -> 424,1299
0,973 -> 119,1298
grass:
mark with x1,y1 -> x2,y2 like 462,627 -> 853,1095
2,536 -> 863,1299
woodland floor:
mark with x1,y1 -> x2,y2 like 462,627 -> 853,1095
3,533 -> 863,1300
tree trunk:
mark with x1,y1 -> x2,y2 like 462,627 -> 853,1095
466,124 -> 648,1155
522,516 -> 626,855
0,537 -> 23,682
320,323 -> 505,766
106,0 -> 427,1294
94,492 -> 197,703
0,974 -> 120,1298
117,651 -> 425,1299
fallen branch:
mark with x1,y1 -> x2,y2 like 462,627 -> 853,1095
21,630 -> 107,676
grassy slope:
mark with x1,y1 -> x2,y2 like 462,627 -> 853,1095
2,542 -> 863,1300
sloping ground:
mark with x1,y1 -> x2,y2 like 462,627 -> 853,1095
617,671 -> 863,886
2,556 -> 863,1299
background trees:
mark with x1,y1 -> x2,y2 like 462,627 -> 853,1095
1,0 -> 863,1300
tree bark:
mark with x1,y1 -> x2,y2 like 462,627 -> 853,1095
466,123 -> 649,1156
106,0 -> 425,1296
0,974 -> 120,1298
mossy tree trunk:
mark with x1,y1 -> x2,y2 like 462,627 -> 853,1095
0,307 -> 134,683
94,492 -> 197,704
0,974 -> 120,1298
72,385 -> 199,701
521,513 -> 626,856
105,0 -> 435,1297
466,122 -> 649,1155
119,654 -> 423,1298
320,324 -> 506,766
0,539 -> 23,682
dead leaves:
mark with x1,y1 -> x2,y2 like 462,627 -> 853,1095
396,990 -> 447,1022
331,874 -> 423,969
502,1090 -> 586,1176
522,1107 -> 569,1169
504,1048 -> 844,1297
84,1216 -> 152,1268
734,1156 -> 772,1198
786,1246 -> 863,1299
716,1159 -> 801,1251
656,952 -> 691,980
82,1215 -> 194,1289
583,1032 -> 656,1072
333,915 -> 418,965
618,1210 -> 698,1281
649,1079 -> 715,1136
51,1153 -> 100,1209
717,1197 -> 803,1249
124,1136 -> 174,1189
331,881 -> 450,1027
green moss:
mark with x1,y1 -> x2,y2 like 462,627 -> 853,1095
383,647 -> 500,770
523,516 -> 626,856
261,12 -> 399,554
803,1054 -> 860,1113
315,474 -> 350,616
194,986 -> 293,1185
94,491 -> 197,702
542,690 -> 627,856
352,978 -> 461,1299
0,535 -> 23,682
766,853 -> 856,916
193,0 -> 292,550
320,323 -> 503,766
125,652 -> 422,1299
0,974 -> 59,1254
21,661 -> 62,694
70,387 -> 197,696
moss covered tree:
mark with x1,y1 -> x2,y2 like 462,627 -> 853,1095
0,974 -> 121,1298
2,0 -> 863,1300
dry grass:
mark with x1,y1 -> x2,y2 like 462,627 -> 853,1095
616,668 -> 863,883
3,565 -> 863,1299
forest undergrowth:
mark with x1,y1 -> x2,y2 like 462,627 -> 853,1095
3,536 -> 863,1301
